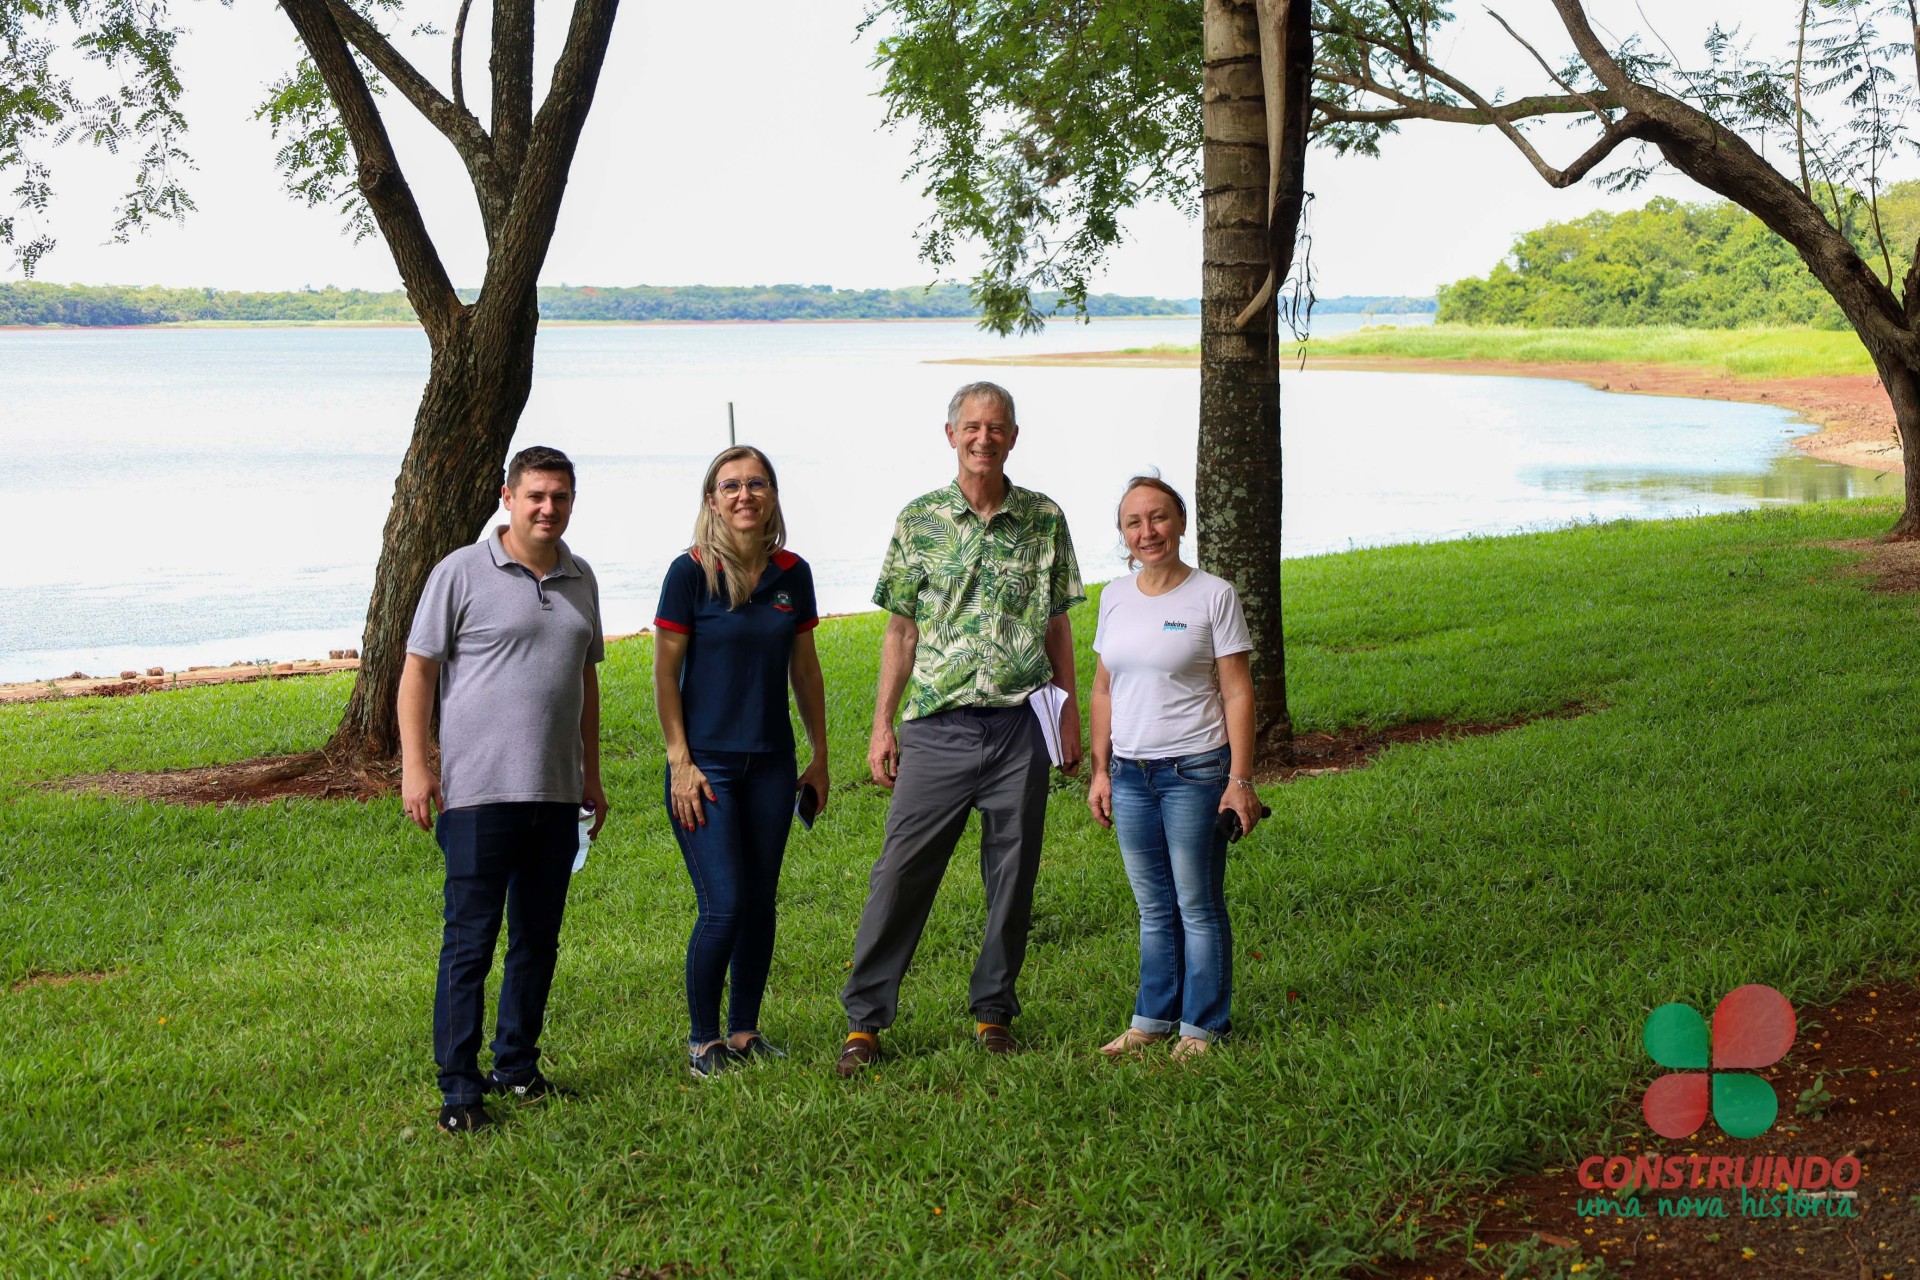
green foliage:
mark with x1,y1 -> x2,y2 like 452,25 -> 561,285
0,0 -> 195,274
0,280 -> 1198,326
254,57 -> 377,244
1436,190 -> 1920,329
4,499 -> 1920,1273
863,0 -> 1204,334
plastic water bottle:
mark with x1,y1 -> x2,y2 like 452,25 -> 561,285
574,805 -> 593,872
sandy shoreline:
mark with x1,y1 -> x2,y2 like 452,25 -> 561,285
939,349 -> 1903,474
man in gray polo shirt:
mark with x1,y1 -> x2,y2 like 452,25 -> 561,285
399,444 -> 609,1135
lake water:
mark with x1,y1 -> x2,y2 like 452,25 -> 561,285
0,313 -> 1889,683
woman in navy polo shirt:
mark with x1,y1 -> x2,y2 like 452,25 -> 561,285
654,445 -> 829,1078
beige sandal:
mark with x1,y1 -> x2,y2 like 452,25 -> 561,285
1099,1028 -> 1170,1057
1171,1035 -> 1211,1059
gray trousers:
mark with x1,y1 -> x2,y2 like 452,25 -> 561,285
842,705 -> 1051,1032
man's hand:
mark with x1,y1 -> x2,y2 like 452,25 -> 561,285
1057,697 -> 1084,776
1087,769 -> 1112,828
402,765 -> 442,833
868,724 -> 899,789
582,778 -> 610,838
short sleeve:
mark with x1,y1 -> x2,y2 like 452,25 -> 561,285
654,554 -> 700,635
584,562 -> 606,665
1092,582 -> 1118,655
406,559 -> 461,662
1212,580 -> 1253,659
792,559 -> 820,633
872,515 -> 923,618
1047,509 -> 1086,617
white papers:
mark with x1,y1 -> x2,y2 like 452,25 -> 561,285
1028,683 -> 1070,767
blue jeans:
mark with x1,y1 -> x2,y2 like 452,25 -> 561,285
667,750 -> 797,1046
433,802 -> 577,1105
1109,745 -> 1233,1040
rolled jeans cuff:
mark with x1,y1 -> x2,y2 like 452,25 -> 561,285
1179,1022 -> 1219,1043
1132,1015 -> 1177,1035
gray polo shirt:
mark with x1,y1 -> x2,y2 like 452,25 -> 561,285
406,527 -> 605,810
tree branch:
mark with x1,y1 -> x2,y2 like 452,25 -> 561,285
1484,7 -> 1612,123
491,0 -> 535,181
277,0 -> 461,339
452,0 -> 475,116
1317,16 -> 1636,186
480,0 -> 620,313
322,0 -> 504,221
320,1 -> 495,169
1544,0 -> 1910,352
1314,66 -> 1612,124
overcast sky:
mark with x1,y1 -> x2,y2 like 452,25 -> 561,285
11,1 -> 1902,301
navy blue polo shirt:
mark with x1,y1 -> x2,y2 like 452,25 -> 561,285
654,549 -> 819,753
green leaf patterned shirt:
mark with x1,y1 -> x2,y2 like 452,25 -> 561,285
874,478 -> 1085,721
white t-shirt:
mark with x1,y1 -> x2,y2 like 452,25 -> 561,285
1094,568 -> 1252,759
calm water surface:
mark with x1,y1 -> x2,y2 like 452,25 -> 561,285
0,314 -> 1887,682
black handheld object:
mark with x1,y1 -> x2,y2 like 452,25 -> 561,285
1215,804 -> 1273,844
795,783 -> 820,831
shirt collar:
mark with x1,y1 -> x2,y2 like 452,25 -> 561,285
943,477 -> 1028,523
488,525 -> 581,578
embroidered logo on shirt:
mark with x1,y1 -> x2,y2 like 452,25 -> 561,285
774,591 -> 794,613
1162,620 -> 1188,632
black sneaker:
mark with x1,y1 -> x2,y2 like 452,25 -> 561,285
688,1041 -> 743,1079
486,1070 -> 568,1101
731,1033 -> 788,1062
437,1101 -> 494,1134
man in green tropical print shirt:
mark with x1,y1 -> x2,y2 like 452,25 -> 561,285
837,382 -> 1085,1075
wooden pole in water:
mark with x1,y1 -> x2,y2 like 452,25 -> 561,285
728,402 -> 736,447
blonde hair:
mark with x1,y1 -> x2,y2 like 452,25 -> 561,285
693,446 -> 787,610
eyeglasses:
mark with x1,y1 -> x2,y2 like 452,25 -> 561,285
716,478 -> 772,497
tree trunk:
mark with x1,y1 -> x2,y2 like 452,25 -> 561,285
1882,357 -> 1920,540
1198,0 -> 1291,751
325,288 -> 542,762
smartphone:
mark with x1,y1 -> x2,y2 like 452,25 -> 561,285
795,783 -> 820,831
1215,804 -> 1273,844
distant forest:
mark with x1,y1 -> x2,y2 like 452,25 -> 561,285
0,280 -> 1443,327
1313,294 -> 1434,313
1438,185 -> 1920,328
0,281 -> 1199,327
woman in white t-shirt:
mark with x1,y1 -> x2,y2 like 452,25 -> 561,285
1087,476 -> 1262,1059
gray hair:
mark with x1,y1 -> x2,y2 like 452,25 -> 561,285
946,381 -> 1017,429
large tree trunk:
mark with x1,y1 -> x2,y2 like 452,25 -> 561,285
326,288 -> 542,762
1198,0 -> 1293,751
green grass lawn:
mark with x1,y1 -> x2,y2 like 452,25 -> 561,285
1125,325 -> 1877,379
6,499 -> 1919,1277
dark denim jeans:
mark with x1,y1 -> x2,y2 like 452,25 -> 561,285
667,749 -> 796,1046
433,802 -> 577,1105
1109,745 -> 1233,1040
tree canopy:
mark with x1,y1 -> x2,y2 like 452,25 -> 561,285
1439,186 -> 1920,329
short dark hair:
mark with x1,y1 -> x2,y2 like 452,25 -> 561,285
506,445 -> 576,492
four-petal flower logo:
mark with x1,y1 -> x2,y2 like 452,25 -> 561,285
1642,984 -> 1796,1140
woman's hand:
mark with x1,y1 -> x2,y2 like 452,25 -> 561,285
1087,769 -> 1113,829
670,760 -> 716,830
797,754 -> 830,819
1218,777 -> 1262,839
